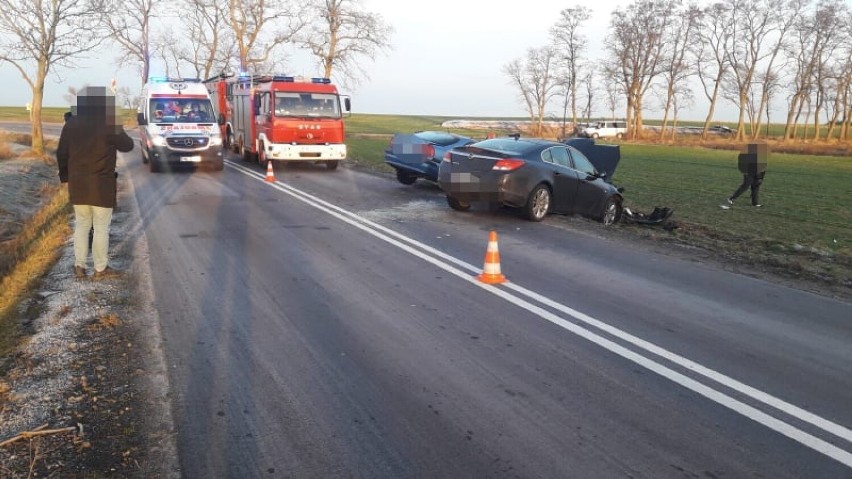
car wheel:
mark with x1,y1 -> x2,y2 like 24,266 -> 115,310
396,169 -> 417,185
524,184 -> 551,222
149,160 -> 160,173
601,197 -> 622,226
447,195 -> 471,211
591,133 -> 599,139
211,159 -> 224,172
616,132 -> 624,139
326,160 -> 339,170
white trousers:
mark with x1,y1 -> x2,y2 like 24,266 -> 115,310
73,204 -> 113,272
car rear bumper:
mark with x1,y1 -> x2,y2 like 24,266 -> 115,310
385,155 -> 440,179
437,169 -> 528,206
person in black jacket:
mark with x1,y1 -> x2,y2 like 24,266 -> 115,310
727,142 -> 768,207
57,87 -> 134,279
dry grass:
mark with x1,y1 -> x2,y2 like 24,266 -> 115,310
0,143 -> 13,160
0,187 -> 70,356
0,132 -> 31,146
88,313 -> 122,331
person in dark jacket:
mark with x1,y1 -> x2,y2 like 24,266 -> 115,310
57,86 -> 134,279
727,142 -> 768,207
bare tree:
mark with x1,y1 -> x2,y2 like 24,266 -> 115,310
808,0 -> 849,140
694,1 -> 734,139
504,47 -> 560,137
580,68 -> 596,122
102,0 -> 158,88
297,0 -> 392,86
722,0 -> 801,141
151,31 -> 185,78
178,0 -> 239,79
551,5 -> 592,137
225,0 -> 305,73
826,38 -> 852,141
600,63 -> 623,119
658,2 -> 700,140
0,0 -> 108,156
606,0 -> 676,139
670,84 -> 695,140
752,0 -> 802,139
115,85 -> 142,110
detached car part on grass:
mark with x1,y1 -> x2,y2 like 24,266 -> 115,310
385,131 -> 475,185
437,136 -> 624,224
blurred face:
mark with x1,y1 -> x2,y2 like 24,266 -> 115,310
75,86 -> 119,125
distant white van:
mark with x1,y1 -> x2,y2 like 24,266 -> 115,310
581,121 -> 628,139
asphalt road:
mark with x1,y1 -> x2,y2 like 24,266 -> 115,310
5,121 -> 851,476
120,144 -> 852,478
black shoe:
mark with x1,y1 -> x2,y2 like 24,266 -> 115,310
753,204 -> 763,207
93,266 -> 121,280
74,266 -> 86,279
727,198 -> 734,205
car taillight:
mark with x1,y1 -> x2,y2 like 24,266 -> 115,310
492,158 -> 525,171
442,152 -> 452,162
424,144 -> 435,158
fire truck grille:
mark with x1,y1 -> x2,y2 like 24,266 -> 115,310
167,137 -> 207,148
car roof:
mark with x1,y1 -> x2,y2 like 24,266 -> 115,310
474,137 -> 562,153
413,131 -> 469,144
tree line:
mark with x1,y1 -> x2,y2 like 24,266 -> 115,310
0,0 -> 393,155
506,0 -> 852,143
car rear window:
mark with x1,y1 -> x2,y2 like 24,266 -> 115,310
473,139 -> 538,155
414,131 -> 464,146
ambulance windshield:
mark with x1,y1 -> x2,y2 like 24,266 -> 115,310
150,99 -> 215,123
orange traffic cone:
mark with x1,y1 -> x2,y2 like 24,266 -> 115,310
265,160 -> 276,183
477,230 -> 507,284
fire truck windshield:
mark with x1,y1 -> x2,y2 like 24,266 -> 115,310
274,93 -> 340,119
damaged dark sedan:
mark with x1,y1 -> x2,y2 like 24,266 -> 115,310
437,137 -> 624,224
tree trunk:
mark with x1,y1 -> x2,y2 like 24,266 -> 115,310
701,73 -> 723,140
783,92 -> 805,142
659,83 -> 674,141
29,61 -> 48,157
735,91 -> 748,141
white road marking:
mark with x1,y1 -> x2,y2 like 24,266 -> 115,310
226,160 -> 852,468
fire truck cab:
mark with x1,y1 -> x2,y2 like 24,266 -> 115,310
137,77 -> 224,172
206,75 -> 350,170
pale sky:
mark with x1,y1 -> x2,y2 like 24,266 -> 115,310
0,0 -> 747,121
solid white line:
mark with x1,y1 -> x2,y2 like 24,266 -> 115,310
226,160 -> 852,468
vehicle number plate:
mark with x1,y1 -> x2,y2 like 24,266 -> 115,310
180,156 -> 202,163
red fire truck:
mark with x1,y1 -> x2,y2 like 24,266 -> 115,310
205,74 -> 350,170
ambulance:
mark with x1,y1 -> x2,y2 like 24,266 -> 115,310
137,77 -> 225,172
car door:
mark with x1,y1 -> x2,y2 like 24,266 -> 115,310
541,146 -> 580,213
567,146 -> 608,215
